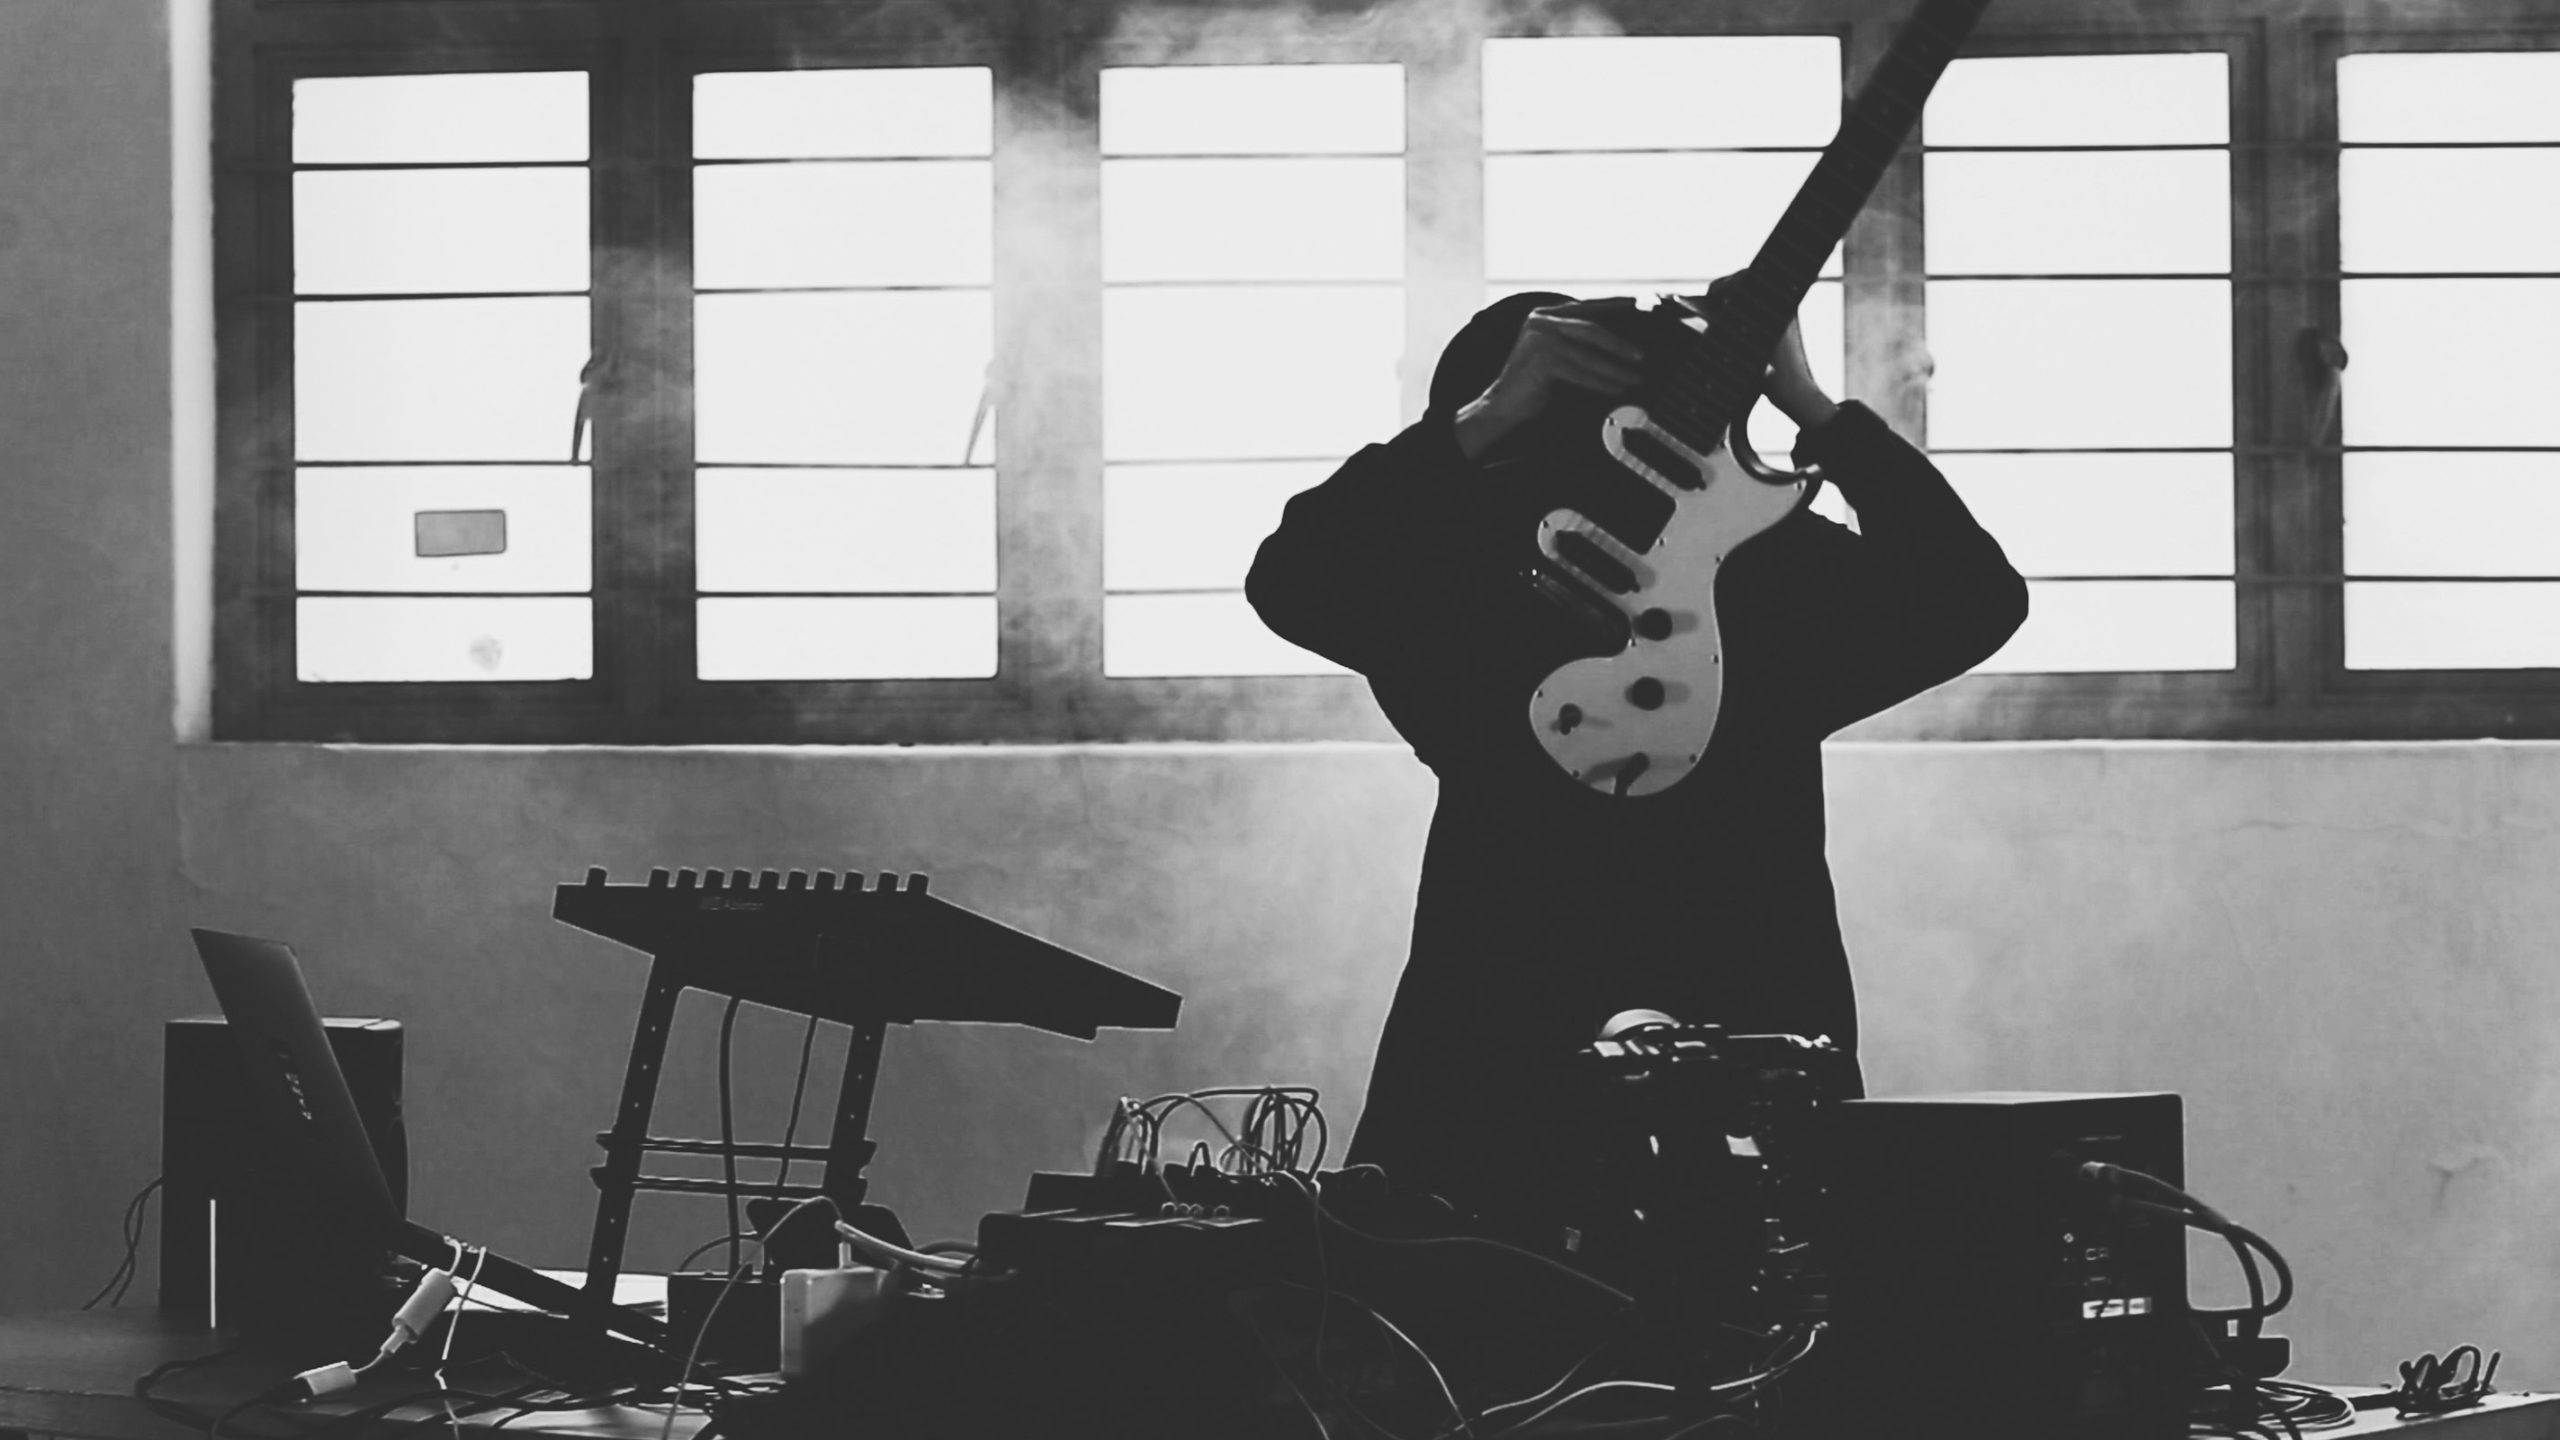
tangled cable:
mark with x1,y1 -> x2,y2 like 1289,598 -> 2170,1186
1096,1086 -> 1329,1176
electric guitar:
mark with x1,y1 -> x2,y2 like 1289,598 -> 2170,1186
1488,0 -> 1991,798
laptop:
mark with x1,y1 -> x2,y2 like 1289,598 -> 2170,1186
189,928 -> 671,1353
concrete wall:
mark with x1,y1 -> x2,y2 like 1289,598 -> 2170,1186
5,0 -> 2557,1398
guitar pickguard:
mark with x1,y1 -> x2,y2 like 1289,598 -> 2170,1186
1528,405 -> 1807,798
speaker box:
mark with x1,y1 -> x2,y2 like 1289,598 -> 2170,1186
161,1016 -> 409,1345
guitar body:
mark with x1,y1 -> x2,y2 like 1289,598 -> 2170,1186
1495,0 -> 1990,798
1528,404 -> 1808,797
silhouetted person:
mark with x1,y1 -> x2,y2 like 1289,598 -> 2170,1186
1246,287 -> 2028,1236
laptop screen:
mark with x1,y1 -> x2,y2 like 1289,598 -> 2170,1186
190,928 -> 406,1242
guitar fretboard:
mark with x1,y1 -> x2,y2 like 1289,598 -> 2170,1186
1649,0 -> 1991,450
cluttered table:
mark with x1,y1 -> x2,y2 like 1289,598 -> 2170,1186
2,1307 -> 2555,1440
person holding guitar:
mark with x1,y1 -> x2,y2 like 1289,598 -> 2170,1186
1244,282 -> 2028,1239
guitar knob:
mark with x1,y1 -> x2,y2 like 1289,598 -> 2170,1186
1554,704 -> 1585,735
1634,608 -> 1673,642
1627,677 -> 1667,710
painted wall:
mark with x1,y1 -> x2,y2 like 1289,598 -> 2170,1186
3,0 -> 2556,1403
0,0 -> 193,1318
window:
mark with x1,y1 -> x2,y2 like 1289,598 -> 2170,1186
1923,52 -> 2236,675
214,0 -> 2560,742
2336,51 -> 2560,671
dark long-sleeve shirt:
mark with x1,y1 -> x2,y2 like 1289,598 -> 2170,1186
1246,397 -> 2027,1226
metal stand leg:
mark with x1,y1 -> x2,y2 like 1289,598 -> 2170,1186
584,967 -> 685,1305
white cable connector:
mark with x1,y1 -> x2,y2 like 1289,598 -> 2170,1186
348,1265 -> 458,1376
831,1220 -> 968,1273
294,1362 -> 359,1398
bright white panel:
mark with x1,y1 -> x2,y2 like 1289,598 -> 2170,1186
1101,65 -> 1403,155
695,291 -> 993,465
1486,153 -> 1839,282
696,469 -> 994,593
2338,53 -> 2560,144
1105,286 -> 1402,461
1482,36 -> 1839,151
296,466 -> 590,592
1938,453 -> 2232,577
295,169 -> 589,295
694,161 -> 991,288
1972,580 -> 2233,672
2347,582 -> 2560,668
2345,452 -> 2560,576
1104,592 -> 1347,676
297,596 -> 591,680
696,596 -> 995,679
1925,53 -> 2227,147
1925,151 -> 2228,274
1926,280 -> 2231,449
296,298 -> 591,461
2341,280 -> 2560,447
295,72 -> 588,164
1104,158 -> 1402,282
1105,461 -> 1332,592
2340,149 -> 2560,273
694,68 -> 992,158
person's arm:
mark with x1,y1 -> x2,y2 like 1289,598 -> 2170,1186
1760,333 -> 2028,733
1246,304 -> 1648,677
1242,414 -> 1481,678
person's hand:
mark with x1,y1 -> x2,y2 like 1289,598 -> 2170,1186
1453,305 -> 1647,460
1706,272 -> 1839,431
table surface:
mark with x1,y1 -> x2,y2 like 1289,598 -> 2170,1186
0,1310 -> 706,1440
3,1307 -> 2555,1440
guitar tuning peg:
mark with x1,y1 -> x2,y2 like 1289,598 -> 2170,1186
647,869 -> 670,888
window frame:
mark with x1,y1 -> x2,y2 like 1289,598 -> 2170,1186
212,0 -> 2560,744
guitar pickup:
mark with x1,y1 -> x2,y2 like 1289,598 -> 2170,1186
1551,529 -> 1639,594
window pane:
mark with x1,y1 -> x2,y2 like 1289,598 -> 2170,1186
696,597 -> 995,679
1105,462 -> 1331,592
1924,54 -> 2227,147
1483,37 -> 1839,151
1104,158 -> 1401,282
1939,453 -> 2232,576
2345,452 -> 2560,577
295,298 -> 590,461
294,73 -> 588,164
297,596 -> 591,680
2338,53 -> 2560,144
696,291 -> 992,465
2340,280 -> 2560,447
2347,583 -> 2560,668
1105,286 -> 1401,461
1926,280 -> 2230,449
695,161 -> 991,289
295,170 -> 589,295
1103,593 -> 1346,676
1487,154 -> 1840,282
1925,152 -> 2228,275
697,469 -> 994,593
1973,581 -> 2233,672
1101,65 -> 1403,155
296,467 -> 590,592
2341,150 -> 2560,274
694,69 -> 992,159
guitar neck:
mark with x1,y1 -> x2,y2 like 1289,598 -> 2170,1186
1676,0 -> 1992,429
